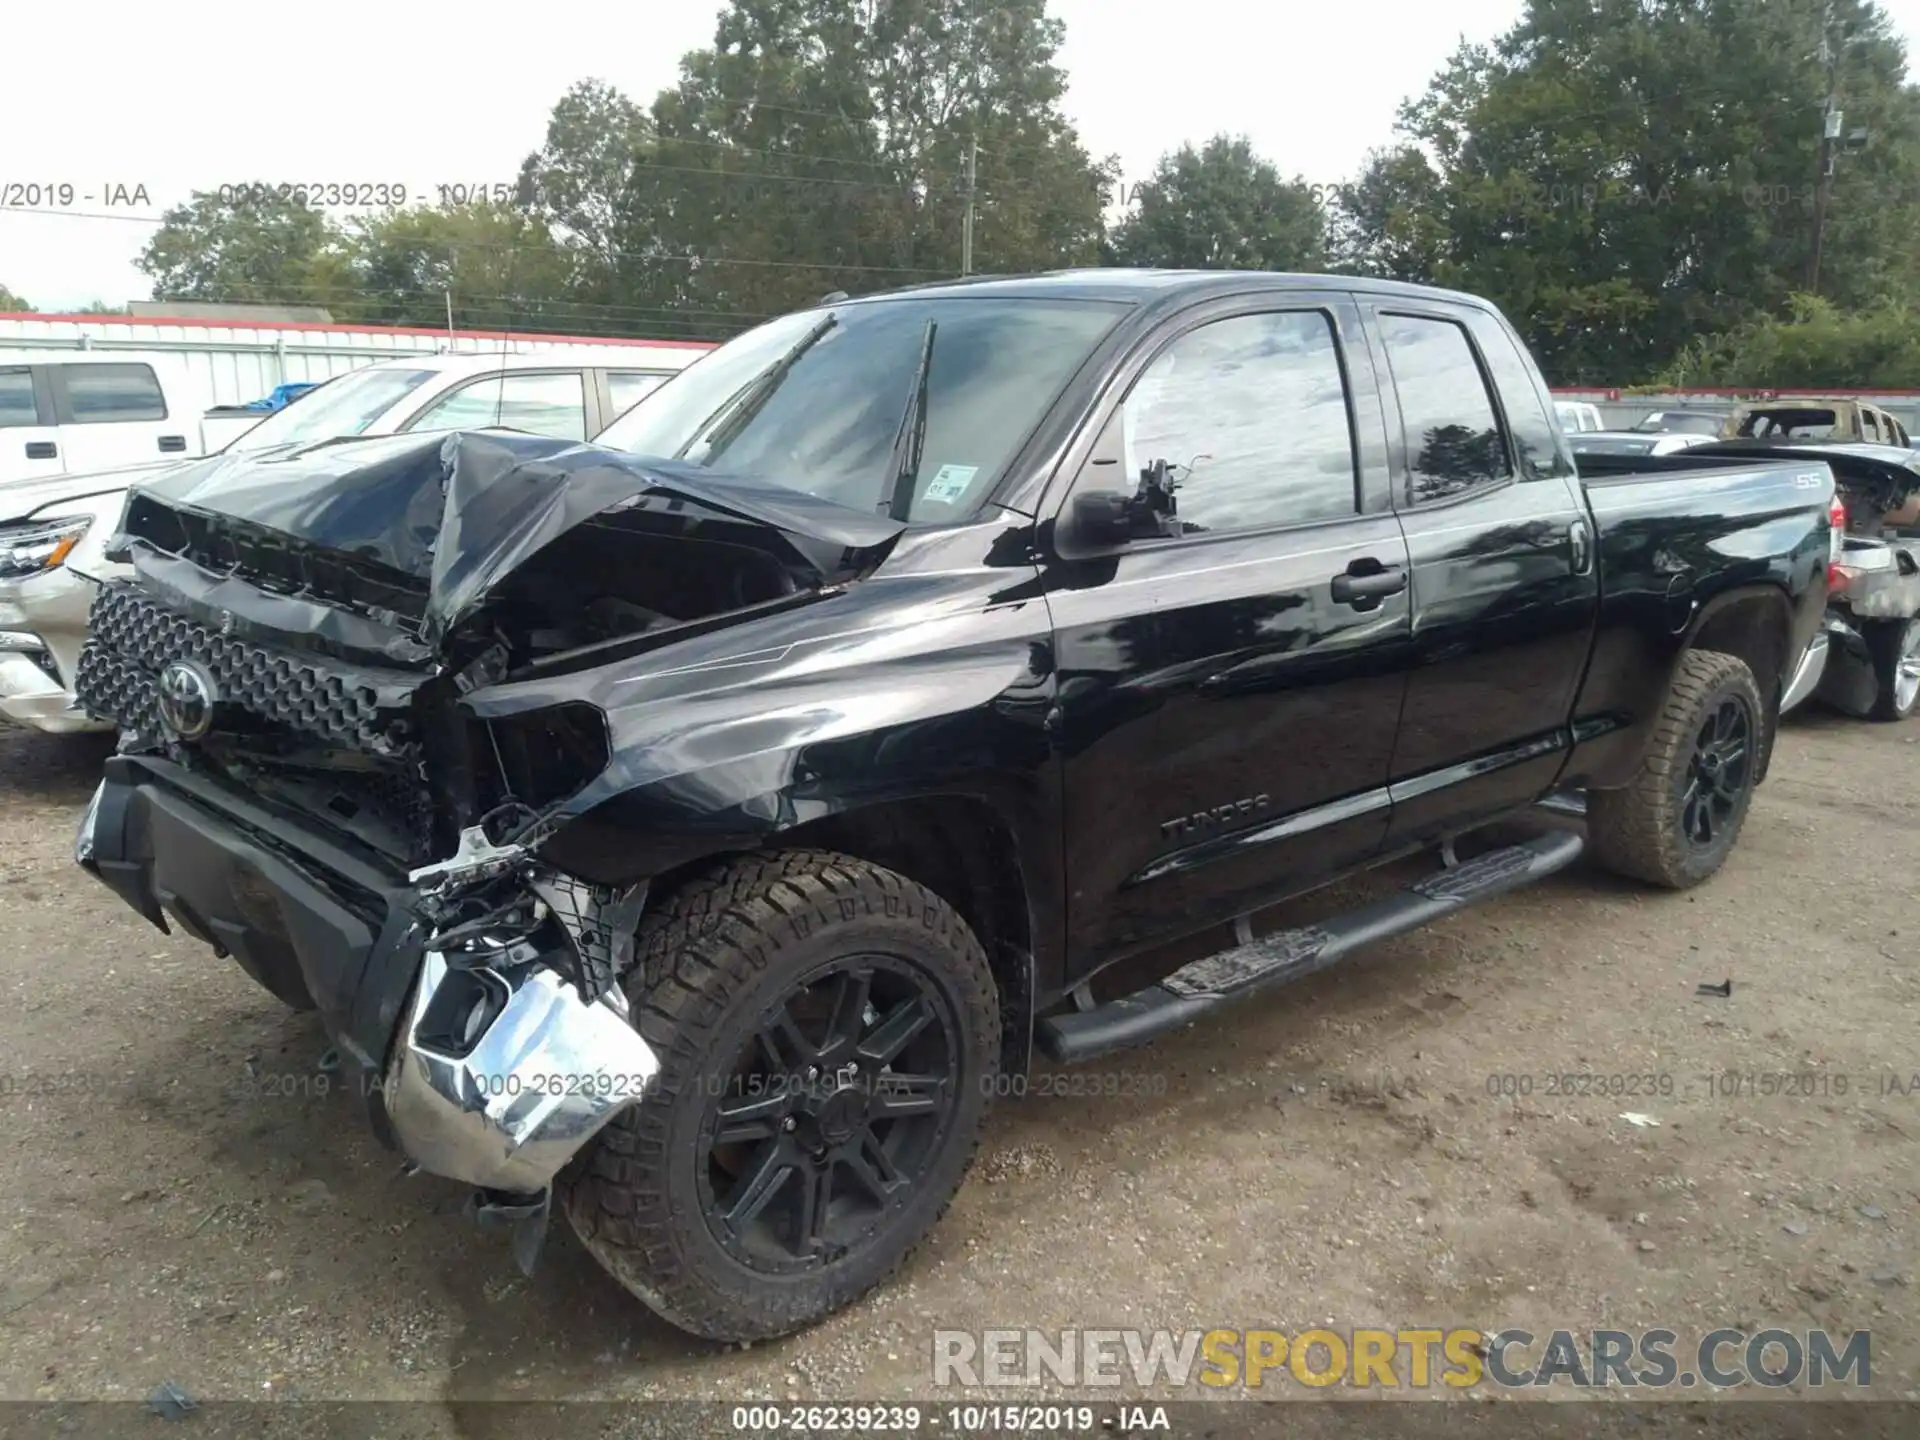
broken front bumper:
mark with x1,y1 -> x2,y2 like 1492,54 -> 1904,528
75,757 -> 657,1193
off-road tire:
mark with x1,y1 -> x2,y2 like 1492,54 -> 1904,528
1587,648 -> 1764,889
1864,616 -> 1920,722
560,849 -> 999,1343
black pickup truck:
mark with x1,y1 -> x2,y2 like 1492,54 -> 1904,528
72,271 -> 1834,1343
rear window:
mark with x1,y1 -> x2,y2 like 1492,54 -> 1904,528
58,363 -> 167,422
1739,408 -> 1839,439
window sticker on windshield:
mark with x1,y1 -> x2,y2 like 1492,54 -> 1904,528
923,463 -> 979,504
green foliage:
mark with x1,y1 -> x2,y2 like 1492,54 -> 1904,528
1661,292 -> 1920,386
136,188 -> 349,305
642,0 -> 1113,321
1107,135 -> 1327,272
116,0 -> 1920,384
340,201 -> 576,332
0,282 -> 31,311
1338,0 -> 1920,383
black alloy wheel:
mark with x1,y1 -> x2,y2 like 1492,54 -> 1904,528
1677,694 -> 1753,851
697,955 -> 962,1274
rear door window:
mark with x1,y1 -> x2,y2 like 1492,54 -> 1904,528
1376,312 -> 1514,504
54,363 -> 168,422
0,367 -> 39,427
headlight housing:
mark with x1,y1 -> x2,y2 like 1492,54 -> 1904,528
0,517 -> 92,581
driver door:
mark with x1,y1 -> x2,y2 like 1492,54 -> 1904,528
1039,294 -> 1413,982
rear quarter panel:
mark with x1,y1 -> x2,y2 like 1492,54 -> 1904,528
1564,459 -> 1833,789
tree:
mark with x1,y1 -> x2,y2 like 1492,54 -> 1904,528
1329,145 -> 1450,282
1107,135 -> 1328,272
136,189 -> 349,307
0,282 -> 30,311
1356,0 -> 1920,383
1662,293 -> 1920,387
342,200 -> 577,333
515,80 -> 685,323
636,0 -> 1115,321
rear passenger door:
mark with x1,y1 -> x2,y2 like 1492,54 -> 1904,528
0,364 -> 62,481
401,369 -> 590,441
1361,302 -> 1600,849
48,362 -> 188,473
1044,294 -> 1413,978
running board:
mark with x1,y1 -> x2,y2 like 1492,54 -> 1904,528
1036,829 -> 1586,1065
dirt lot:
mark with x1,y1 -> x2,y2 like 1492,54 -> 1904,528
0,708 -> 1915,1434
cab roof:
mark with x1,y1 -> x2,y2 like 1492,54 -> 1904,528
835,267 -> 1499,314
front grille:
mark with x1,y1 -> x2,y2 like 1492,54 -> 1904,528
75,583 -> 414,755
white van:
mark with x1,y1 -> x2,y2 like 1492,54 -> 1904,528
0,351 -> 220,484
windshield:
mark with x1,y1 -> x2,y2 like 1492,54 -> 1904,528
226,366 -> 439,450
594,296 -> 1128,521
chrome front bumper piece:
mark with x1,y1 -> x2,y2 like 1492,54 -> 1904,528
383,947 -> 660,1194
76,764 -> 659,1198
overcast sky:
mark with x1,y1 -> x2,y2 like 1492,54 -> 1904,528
4,0 -> 1917,312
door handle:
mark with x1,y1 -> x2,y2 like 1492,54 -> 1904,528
157,434 -> 187,453
25,441 -> 57,460
1330,563 -> 1408,607
1568,517 -> 1594,576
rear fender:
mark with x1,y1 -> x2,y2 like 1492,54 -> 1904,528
1586,583 -> 1798,791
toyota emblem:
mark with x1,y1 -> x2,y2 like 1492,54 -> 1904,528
156,660 -> 218,740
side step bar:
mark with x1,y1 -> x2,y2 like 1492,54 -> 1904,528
1036,829 -> 1586,1065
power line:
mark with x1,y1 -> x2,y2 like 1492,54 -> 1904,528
0,204 -> 964,277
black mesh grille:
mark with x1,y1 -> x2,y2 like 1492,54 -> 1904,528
75,583 -> 413,755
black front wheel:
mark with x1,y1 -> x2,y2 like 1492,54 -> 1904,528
562,850 -> 999,1342
1589,648 -> 1764,889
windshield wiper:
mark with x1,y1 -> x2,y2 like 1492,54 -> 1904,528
674,310 -> 838,462
875,320 -> 937,523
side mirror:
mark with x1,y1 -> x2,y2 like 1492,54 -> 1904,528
1066,490 -> 1134,551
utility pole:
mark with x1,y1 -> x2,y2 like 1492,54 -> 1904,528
1808,1 -> 1841,295
961,137 -> 978,277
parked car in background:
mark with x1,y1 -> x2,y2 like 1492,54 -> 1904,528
1719,398 -> 1912,448
1631,407 -> 1731,436
0,349 -> 692,733
1567,430 -> 1716,458
1555,400 -> 1605,432
0,350 -> 225,485
74,269 -> 1834,1342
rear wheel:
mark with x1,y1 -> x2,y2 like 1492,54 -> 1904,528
1864,616 -> 1920,722
561,849 -> 998,1343
1588,649 -> 1763,889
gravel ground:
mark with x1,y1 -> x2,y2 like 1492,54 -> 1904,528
0,709 -> 1914,1437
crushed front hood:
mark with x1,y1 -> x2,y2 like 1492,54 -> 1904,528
121,430 -> 907,647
